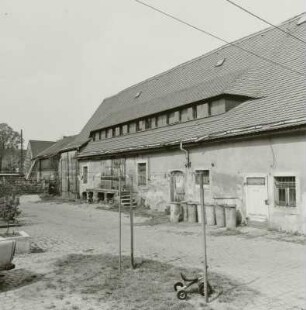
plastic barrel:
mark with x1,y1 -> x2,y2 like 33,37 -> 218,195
225,205 -> 237,229
197,204 -> 202,223
181,202 -> 188,222
206,205 -> 216,226
215,205 -> 226,227
188,203 -> 197,223
170,203 -> 182,223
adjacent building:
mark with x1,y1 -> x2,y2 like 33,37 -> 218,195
24,140 -> 55,179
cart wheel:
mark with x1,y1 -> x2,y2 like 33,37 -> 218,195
174,282 -> 184,291
199,282 -> 212,296
177,290 -> 187,300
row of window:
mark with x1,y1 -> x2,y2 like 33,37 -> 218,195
91,97 -> 236,141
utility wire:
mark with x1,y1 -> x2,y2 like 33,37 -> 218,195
225,0 -> 306,45
134,0 -> 305,76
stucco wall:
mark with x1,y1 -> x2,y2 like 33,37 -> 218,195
78,133 -> 306,233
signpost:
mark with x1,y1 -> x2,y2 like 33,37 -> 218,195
130,176 -> 135,269
118,170 -> 122,273
199,171 -> 209,302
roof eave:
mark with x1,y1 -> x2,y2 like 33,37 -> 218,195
78,120 -> 306,160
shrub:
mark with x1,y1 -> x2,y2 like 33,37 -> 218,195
0,198 -> 21,235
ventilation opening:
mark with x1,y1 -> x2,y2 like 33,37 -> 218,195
135,91 -> 142,98
297,14 -> 306,26
215,58 -> 226,67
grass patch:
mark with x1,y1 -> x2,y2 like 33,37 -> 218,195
0,269 -> 42,292
38,253 -> 259,310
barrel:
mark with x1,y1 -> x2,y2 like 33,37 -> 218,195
181,202 -> 188,222
187,203 -> 197,223
170,202 -> 182,223
225,205 -> 237,229
196,204 -> 202,223
206,205 -> 216,226
215,205 -> 226,227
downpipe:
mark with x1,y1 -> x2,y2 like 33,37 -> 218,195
180,140 -> 191,168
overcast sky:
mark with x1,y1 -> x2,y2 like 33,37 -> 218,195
1,0 -> 305,144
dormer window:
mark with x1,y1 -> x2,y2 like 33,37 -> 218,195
145,118 -> 152,130
192,106 -> 197,119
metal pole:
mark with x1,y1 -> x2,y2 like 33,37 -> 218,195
20,129 -> 23,175
199,172 -> 208,302
130,176 -> 135,269
118,166 -> 122,273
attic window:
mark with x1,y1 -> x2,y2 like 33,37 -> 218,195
297,15 -> 306,26
135,91 -> 142,99
215,58 -> 225,67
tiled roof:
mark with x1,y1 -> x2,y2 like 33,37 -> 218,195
78,13 -> 306,158
29,140 -> 55,157
35,135 -> 77,159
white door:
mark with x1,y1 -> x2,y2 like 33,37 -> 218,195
245,176 -> 268,221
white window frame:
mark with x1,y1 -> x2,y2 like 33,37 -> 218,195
194,167 -> 211,189
136,160 -> 148,186
272,172 -> 299,209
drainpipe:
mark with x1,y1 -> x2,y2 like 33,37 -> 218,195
180,140 -> 191,168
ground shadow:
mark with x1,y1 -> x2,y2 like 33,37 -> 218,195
0,269 -> 43,293
42,253 -> 260,310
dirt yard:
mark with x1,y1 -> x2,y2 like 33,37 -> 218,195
0,197 -> 305,310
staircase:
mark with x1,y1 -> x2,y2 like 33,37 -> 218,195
120,191 -> 137,207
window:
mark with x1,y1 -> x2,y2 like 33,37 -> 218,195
99,131 -> 102,140
152,116 -> 158,128
145,118 -> 152,130
92,133 -> 96,142
137,163 -> 147,186
275,177 -> 296,207
195,170 -> 210,185
192,106 -> 197,119
107,128 -> 113,138
83,166 -> 88,184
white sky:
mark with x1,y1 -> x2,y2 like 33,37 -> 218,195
0,0 -> 305,143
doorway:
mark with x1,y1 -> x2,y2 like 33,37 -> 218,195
245,175 -> 268,222
170,171 -> 185,202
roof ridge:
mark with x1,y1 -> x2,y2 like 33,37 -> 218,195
102,12 -> 305,101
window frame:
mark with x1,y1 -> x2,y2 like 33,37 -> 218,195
274,176 -> 296,207
136,161 -> 148,186
194,169 -> 210,186
82,166 -> 88,184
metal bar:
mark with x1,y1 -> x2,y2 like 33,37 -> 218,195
199,172 -> 208,302
130,176 -> 135,269
119,167 -> 122,273
20,129 -> 23,174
